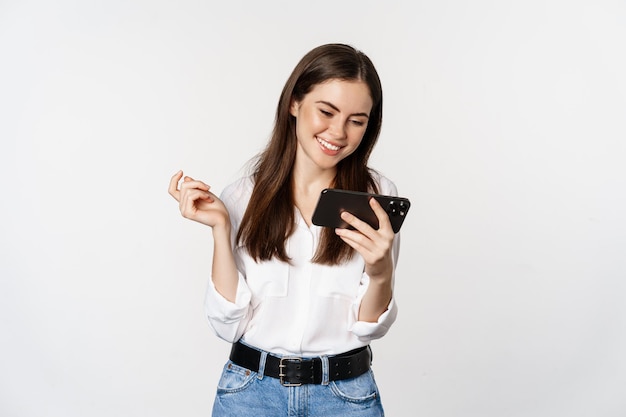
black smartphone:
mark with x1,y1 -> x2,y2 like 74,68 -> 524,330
311,189 -> 411,233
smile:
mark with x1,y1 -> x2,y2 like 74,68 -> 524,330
316,137 -> 342,151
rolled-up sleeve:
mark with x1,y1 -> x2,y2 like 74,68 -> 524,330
204,271 -> 252,343
350,293 -> 398,341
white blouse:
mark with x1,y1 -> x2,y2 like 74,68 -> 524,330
204,172 -> 400,356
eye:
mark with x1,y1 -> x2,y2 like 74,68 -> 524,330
319,109 -> 332,117
350,119 -> 366,127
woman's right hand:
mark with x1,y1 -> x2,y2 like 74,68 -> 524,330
168,170 -> 230,228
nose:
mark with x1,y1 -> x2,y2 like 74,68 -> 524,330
327,119 -> 347,140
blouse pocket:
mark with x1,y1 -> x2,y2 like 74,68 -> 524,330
313,257 -> 364,300
238,249 -> 289,300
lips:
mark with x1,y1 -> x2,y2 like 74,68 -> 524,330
316,137 -> 342,152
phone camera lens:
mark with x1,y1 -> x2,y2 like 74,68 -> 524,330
387,201 -> 399,216
398,201 -> 407,216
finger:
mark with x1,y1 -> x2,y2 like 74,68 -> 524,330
369,197 -> 393,231
205,190 -> 216,203
168,170 -> 183,201
183,175 -> 208,186
335,229 -> 374,257
180,189 -> 212,217
336,227 -> 392,268
340,210 -> 374,235
180,189 -> 213,206
180,178 -> 211,192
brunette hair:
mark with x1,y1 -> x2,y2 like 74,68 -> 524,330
237,43 -> 383,264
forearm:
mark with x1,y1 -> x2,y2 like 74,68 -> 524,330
210,224 -> 239,302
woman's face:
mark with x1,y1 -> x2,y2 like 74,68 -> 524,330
290,78 -> 373,172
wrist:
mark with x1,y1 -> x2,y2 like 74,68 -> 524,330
211,221 -> 231,239
365,262 -> 393,284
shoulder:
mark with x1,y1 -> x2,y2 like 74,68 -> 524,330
220,176 -> 254,202
370,169 -> 398,196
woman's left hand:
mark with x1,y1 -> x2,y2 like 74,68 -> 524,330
334,197 -> 395,282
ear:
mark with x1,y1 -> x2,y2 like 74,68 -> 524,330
289,98 -> 299,117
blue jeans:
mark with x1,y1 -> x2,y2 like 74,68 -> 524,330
211,352 -> 385,416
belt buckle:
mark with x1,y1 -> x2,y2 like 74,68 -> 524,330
279,357 -> 302,387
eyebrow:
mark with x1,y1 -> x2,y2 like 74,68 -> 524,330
315,101 -> 370,119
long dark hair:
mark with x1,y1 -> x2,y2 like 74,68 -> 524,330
237,43 -> 383,264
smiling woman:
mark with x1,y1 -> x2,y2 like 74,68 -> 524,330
168,43 -> 402,417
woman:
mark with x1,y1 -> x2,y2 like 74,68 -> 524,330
169,43 -> 401,416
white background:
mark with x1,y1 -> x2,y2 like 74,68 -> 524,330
1,1 -> 625,416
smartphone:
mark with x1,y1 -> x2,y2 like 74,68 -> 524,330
311,189 -> 411,233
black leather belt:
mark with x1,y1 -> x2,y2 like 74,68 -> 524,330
229,341 -> 372,386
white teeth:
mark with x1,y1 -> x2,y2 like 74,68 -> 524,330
317,137 -> 340,151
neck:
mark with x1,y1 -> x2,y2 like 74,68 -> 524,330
291,163 -> 336,199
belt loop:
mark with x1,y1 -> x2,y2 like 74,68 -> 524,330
320,355 -> 329,386
257,350 -> 268,380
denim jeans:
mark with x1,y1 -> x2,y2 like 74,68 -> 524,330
211,352 -> 385,417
